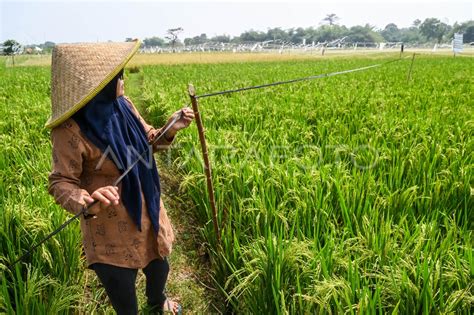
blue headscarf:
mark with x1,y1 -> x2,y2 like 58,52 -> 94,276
73,70 -> 161,233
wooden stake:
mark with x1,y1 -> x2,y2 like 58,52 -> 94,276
188,84 -> 221,243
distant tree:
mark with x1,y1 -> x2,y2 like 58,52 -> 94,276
266,27 -> 289,42
143,37 -> 166,47
399,26 -> 423,43
165,27 -> 184,51
289,27 -> 306,44
2,39 -> 21,55
464,24 -> 474,43
322,13 -> 340,26
184,33 -> 208,45
198,33 -> 207,43
2,39 -> 21,65
43,41 -> 55,48
381,23 -> 401,42
192,18 -> 472,47
347,24 -> 383,43
420,18 -> 450,43
312,25 -> 348,42
449,20 -> 474,43
412,19 -> 422,28
210,34 -> 231,43
40,41 -> 55,53
239,30 -> 267,42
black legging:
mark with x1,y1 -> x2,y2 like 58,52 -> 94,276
92,258 -> 169,315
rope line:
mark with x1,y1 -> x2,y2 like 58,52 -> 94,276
196,57 -> 405,99
6,54 -> 413,269
7,111 -> 184,269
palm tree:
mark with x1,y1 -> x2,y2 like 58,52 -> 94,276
322,14 -> 340,26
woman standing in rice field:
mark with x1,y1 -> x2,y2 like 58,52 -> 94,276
46,40 -> 194,314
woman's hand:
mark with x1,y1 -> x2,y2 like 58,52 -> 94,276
164,107 -> 195,138
83,186 -> 120,215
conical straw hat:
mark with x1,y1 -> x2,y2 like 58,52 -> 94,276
46,40 -> 140,128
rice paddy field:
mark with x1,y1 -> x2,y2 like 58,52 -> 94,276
0,53 -> 473,314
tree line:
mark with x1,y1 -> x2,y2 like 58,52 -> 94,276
155,16 -> 474,47
2,15 -> 473,55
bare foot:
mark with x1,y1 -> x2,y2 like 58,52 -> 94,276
163,299 -> 181,314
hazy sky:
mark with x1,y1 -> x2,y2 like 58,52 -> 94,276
1,0 -> 473,44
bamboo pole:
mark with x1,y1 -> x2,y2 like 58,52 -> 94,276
188,84 -> 221,243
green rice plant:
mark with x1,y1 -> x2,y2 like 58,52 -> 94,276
0,55 -> 472,313
142,56 -> 473,313
0,65 -> 112,313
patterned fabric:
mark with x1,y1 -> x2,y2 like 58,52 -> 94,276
48,97 -> 175,268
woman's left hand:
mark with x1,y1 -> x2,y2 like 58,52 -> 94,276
166,107 -> 195,135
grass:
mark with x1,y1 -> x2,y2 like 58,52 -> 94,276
140,55 -> 473,313
0,53 -> 472,314
0,64 -> 86,313
0,62 -> 216,313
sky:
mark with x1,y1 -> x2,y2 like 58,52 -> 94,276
1,0 -> 473,45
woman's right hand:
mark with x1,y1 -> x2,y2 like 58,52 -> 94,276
84,186 -> 120,215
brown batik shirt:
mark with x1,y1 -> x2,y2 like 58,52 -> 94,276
48,97 -> 175,269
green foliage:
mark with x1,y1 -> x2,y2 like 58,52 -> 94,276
347,24 -> 384,43
143,36 -> 166,47
0,55 -> 472,314
465,25 -> 474,43
419,18 -> 452,44
141,56 -> 473,313
0,66 -> 87,313
239,30 -> 268,43
184,33 -> 208,46
450,20 -> 474,43
1,40 -> 21,56
181,19 -> 472,45
266,28 -> 290,42
380,23 -> 400,42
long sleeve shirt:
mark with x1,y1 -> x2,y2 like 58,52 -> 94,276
48,97 -> 175,268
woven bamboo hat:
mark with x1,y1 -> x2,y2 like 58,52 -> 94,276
46,40 -> 141,128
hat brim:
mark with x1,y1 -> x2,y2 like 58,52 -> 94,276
45,40 -> 141,128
